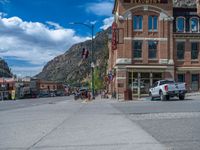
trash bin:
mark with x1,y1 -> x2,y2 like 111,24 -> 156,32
124,90 -> 128,100
124,89 -> 132,101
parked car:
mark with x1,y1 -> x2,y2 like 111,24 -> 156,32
38,91 -> 50,98
74,88 -> 88,100
149,80 -> 187,101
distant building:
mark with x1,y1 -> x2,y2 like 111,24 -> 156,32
109,0 -> 200,99
0,78 -> 15,100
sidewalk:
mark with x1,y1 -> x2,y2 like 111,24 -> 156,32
186,92 -> 200,97
105,92 -> 200,102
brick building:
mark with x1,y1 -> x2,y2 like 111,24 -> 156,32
108,0 -> 200,99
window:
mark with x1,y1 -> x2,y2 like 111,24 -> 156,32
191,42 -> 199,60
148,16 -> 158,31
176,17 -> 185,32
190,18 -> 199,32
148,41 -> 157,59
177,74 -> 185,82
133,41 -> 142,58
124,0 -> 131,2
177,42 -> 185,59
133,16 -> 143,31
191,74 -> 199,91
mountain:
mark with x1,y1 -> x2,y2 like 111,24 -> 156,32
0,58 -> 12,78
36,28 -> 111,84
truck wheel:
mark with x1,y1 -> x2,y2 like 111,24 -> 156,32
166,95 -> 170,100
179,94 -> 185,100
160,91 -> 166,101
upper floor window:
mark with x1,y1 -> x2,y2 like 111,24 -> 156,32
177,42 -> 185,59
190,17 -> 199,32
133,41 -> 142,58
133,16 -> 143,31
148,16 -> 158,31
148,41 -> 157,59
191,42 -> 199,59
176,17 -> 185,32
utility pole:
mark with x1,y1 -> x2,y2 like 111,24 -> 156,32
70,22 -> 95,99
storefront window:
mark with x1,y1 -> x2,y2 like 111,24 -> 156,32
148,16 -> 158,31
191,74 -> 199,91
176,17 -> 185,32
133,16 -> 143,31
190,18 -> 199,32
191,42 -> 199,60
177,42 -> 185,60
133,41 -> 142,58
177,74 -> 185,82
148,41 -> 157,59
128,72 -> 162,96
152,73 -> 162,84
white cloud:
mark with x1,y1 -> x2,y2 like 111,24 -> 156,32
0,16 -> 89,76
86,1 -> 114,16
0,12 -> 7,18
0,0 -> 9,4
100,16 -> 114,30
46,21 -> 63,29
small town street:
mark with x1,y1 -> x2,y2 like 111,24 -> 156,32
0,95 -> 200,150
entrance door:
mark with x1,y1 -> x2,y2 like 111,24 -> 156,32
128,72 -> 162,98
191,74 -> 199,91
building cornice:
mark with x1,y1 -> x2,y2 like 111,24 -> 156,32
124,37 -> 168,41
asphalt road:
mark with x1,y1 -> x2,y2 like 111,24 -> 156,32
112,96 -> 200,150
0,96 -> 73,111
0,95 -> 199,150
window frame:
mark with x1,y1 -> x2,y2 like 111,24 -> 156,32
148,15 -> 158,32
133,40 -> 142,59
190,17 -> 199,33
191,74 -> 199,91
176,17 -> 186,33
176,42 -> 185,60
133,15 -> 143,31
191,42 -> 199,60
148,41 -> 158,59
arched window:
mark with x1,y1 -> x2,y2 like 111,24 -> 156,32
148,16 -> 158,32
133,15 -> 143,31
190,17 -> 199,32
176,17 -> 185,32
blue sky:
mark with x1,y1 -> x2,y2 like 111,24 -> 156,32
0,0 -> 114,77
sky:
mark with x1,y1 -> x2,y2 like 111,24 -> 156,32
0,0 -> 114,77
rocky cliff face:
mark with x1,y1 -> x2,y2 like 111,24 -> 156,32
0,58 -> 12,78
36,28 -> 111,83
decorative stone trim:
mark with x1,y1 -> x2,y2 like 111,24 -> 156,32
116,58 -> 132,65
124,37 -> 168,41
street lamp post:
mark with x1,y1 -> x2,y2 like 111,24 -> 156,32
70,22 -> 95,99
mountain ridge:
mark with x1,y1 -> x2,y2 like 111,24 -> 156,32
0,58 -> 12,78
36,28 -> 111,84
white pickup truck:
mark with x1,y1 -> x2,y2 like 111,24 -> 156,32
149,80 -> 187,101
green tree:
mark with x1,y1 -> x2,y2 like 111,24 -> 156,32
90,67 -> 103,91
